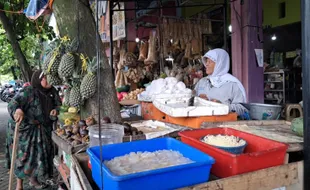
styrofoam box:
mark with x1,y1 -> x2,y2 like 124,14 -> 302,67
153,97 -> 229,117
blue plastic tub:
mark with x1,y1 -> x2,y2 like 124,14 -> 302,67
87,137 -> 215,190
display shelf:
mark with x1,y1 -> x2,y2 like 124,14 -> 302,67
264,71 -> 285,74
264,81 -> 282,83
264,71 -> 285,104
264,98 -> 280,101
264,89 -> 284,92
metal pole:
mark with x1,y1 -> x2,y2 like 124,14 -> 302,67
302,0 -> 310,189
223,1 -> 227,50
95,0 -> 103,189
157,0 -> 164,73
110,0 -> 115,78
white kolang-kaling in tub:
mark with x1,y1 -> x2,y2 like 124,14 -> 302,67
104,150 -> 193,176
201,134 -> 246,147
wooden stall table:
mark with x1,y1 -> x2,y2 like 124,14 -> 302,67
69,120 -> 303,190
71,153 -> 303,190
182,161 -> 303,190
201,120 -> 303,153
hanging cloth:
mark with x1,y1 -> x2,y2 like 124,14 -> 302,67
24,0 -> 54,21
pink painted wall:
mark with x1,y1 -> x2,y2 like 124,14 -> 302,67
231,0 -> 264,103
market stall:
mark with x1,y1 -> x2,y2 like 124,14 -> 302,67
61,119 -> 304,190
47,0 -> 308,189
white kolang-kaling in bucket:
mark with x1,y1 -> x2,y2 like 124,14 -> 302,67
104,150 -> 193,176
202,134 -> 246,147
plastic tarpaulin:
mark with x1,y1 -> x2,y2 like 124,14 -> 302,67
24,0 -> 50,20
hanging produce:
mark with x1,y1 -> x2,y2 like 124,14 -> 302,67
80,57 -> 97,101
180,21 -> 186,50
124,52 -> 137,67
115,63 -> 129,88
162,18 -> 170,58
138,42 -> 148,61
118,49 -> 126,68
125,67 -> 144,83
144,30 -> 158,65
69,82 -> 82,107
63,88 -> 71,106
43,41 -> 65,88
58,53 -> 76,78
191,23 -> 200,56
58,38 -> 79,79
46,74 -> 62,86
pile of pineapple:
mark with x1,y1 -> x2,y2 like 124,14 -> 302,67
43,37 -> 98,108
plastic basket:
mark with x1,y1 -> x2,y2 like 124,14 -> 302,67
87,138 -> 215,190
179,128 -> 288,178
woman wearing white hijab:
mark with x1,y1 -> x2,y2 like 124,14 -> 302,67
194,48 -> 247,115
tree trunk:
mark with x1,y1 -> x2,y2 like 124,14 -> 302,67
53,0 -> 121,122
0,4 -> 32,82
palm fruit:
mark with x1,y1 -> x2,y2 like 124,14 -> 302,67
69,85 -> 81,107
63,88 -> 71,106
47,74 -> 62,86
58,53 -> 75,78
80,57 -> 97,100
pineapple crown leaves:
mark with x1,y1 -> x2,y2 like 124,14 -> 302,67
79,55 -> 101,75
88,57 -> 99,74
45,39 -> 61,55
60,35 -> 70,43
80,53 -> 88,73
65,37 -> 79,53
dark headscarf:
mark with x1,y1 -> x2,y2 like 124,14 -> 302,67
31,70 -> 54,125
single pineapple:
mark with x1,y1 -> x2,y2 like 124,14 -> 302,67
43,39 -> 65,74
80,57 -> 97,100
49,54 -> 62,75
58,53 -> 75,78
43,52 -> 53,72
47,74 -> 62,86
63,88 -> 71,106
69,85 -> 81,107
